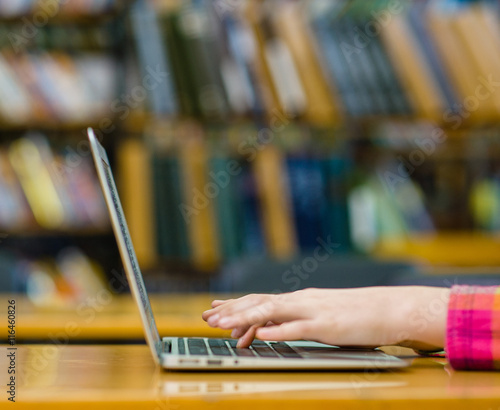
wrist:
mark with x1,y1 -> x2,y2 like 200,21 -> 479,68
395,286 -> 450,350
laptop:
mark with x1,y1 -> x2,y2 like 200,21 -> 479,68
87,127 -> 409,371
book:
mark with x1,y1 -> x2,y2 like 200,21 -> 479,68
426,5 -> 485,123
253,145 -> 297,259
286,154 -> 327,250
117,138 -> 157,269
179,127 -> 220,271
273,0 -> 341,125
210,155 -> 244,260
381,12 -> 445,121
130,0 -> 178,116
8,135 -> 66,229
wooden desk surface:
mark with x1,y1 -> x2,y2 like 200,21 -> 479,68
1,344 -> 499,409
8,294 -> 232,341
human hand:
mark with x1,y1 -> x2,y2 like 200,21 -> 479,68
202,287 -> 450,350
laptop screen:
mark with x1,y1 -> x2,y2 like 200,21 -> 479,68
88,129 -> 161,362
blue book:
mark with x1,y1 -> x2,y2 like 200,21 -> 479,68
407,2 -> 459,112
130,0 -> 178,116
309,5 -> 368,116
238,162 -> 265,256
286,155 -> 327,251
220,15 -> 266,116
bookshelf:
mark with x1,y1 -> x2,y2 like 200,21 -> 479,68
0,0 -> 132,300
121,0 -> 500,274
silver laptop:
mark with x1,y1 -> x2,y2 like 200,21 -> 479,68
87,127 -> 409,371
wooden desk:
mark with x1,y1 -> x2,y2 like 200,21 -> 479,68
1,344 -> 500,409
5,294 -> 232,341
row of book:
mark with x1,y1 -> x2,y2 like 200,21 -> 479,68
0,51 -> 118,126
0,247 -> 109,307
0,0 -> 121,18
0,20 -> 121,51
0,133 -> 109,231
133,0 -> 500,125
118,121 -> 441,271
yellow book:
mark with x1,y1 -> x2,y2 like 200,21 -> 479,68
243,2 -> 285,120
451,7 -> 500,120
179,127 -> 220,272
8,137 -> 65,229
117,138 -> 157,269
253,145 -> 297,259
426,8 -> 485,123
273,1 -> 341,126
381,14 -> 444,121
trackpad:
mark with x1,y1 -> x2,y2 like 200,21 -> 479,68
287,341 -> 387,360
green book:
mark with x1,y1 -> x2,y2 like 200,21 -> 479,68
210,155 -> 244,260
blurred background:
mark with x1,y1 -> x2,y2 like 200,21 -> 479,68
2,0 -> 500,309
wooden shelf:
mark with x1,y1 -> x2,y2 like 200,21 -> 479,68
374,232 -> 500,267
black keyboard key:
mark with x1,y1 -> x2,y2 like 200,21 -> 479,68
177,339 -> 185,355
233,348 -> 256,357
208,339 -> 226,348
226,339 -> 238,348
209,346 -> 232,356
271,342 -> 302,359
163,340 -> 172,353
188,339 -> 208,356
253,345 -> 280,358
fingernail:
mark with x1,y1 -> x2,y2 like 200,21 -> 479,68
207,314 -> 220,326
218,317 -> 235,328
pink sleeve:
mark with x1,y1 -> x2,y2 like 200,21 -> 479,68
446,285 -> 500,370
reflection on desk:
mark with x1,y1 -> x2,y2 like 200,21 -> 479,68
3,344 -> 500,410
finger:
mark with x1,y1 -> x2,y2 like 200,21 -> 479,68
217,300 -> 305,330
236,325 -> 259,348
231,327 -> 245,339
231,321 -> 275,339
211,299 -> 232,308
203,298 -> 237,321
209,293 -> 274,319
256,320 -> 314,341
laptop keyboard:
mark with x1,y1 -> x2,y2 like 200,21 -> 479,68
176,338 -> 303,359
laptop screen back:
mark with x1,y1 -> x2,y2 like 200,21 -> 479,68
88,128 -> 162,363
